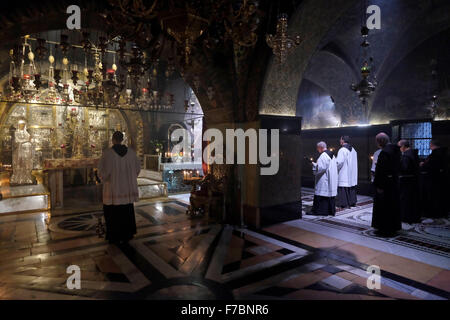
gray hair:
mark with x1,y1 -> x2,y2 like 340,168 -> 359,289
376,132 -> 390,147
317,141 -> 327,149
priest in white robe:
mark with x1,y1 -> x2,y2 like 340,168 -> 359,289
336,136 -> 358,208
311,141 -> 338,216
98,131 -> 141,245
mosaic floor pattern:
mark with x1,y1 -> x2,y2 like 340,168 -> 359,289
0,192 -> 449,300
300,188 -> 450,265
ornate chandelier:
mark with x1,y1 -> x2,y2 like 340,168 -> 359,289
266,14 -> 301,64
350,25 -> 377,108
351,60 -> 377,106
160,9 -> 209,66
2,33 -> 176,112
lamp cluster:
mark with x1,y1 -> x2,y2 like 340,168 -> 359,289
2,33 -> 176,111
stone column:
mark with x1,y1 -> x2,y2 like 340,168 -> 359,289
204,115 -> 302,228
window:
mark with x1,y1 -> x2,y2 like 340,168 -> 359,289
400,122 -> 432,157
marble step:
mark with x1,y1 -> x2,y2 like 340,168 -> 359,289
139,169 -> 163,182
0,185 -> 50,215
137,178 -> 168,200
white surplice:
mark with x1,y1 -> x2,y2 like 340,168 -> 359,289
313,151 -> 338,197
336,147 -> 352,187
98,147 -> 141,205
336,146 -> 358,188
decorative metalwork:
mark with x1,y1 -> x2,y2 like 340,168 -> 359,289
351,60 -> 377,106
160,10 -> 209,66
350,26 -> 377,111
3,34 -> 175,112
266,14 -> 301,64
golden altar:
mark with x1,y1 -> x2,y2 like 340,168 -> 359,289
0,102 -> 139,211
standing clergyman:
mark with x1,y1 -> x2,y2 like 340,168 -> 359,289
398,140 -> 420,224
98,131 -> 141,245
372,133 -> 401,237
311,141 -> 338,216
336,136 -> 358,208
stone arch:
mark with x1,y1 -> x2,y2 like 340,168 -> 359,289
259,0 -> 359,116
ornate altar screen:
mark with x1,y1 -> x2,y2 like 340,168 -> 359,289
0,104 -> 129,184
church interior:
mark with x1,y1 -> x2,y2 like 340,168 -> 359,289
0,0 -> 449,302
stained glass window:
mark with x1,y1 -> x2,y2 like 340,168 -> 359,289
400,122 -> 432,157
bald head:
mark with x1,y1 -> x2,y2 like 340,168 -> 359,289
398,139 -> 410,153
316,141 -> 327,153
376,132 -> 390,148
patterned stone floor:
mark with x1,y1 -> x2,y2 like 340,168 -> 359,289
0,192 -> 448,300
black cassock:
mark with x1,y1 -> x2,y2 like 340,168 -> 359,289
103,203 -> 137,243
372,143 -> 401,235
420,147 -> 449,218
399,149 -> 420,223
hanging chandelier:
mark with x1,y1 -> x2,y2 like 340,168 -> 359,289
2,33 -> 176,112
350,60 -> 377,106
266,14 -> 301,64
160,9 -> 209,66
350,24 -> 377,108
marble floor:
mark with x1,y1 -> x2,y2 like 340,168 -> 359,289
0,191 -> 448,300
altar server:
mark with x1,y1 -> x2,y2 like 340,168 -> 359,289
372,133 -> 401,237
397,140 -> 420,224
98,131 -> 141,245
311,141 -> 338,216
336,136 -> 358,208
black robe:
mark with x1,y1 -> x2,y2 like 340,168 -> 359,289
420,147 -> 449,218
372,143 -> 401,235
399,149 -> 420,223
103,144 -> 137,243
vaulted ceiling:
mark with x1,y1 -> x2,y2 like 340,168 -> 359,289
1,0 -> 448,129
296,0 -> 450,128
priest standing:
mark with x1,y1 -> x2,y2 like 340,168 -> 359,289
311,141 -> 338,216
398,140 -> 420,224
336,136 -> 358,208
372,133 -> 401,237
98,131 -> 141,245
